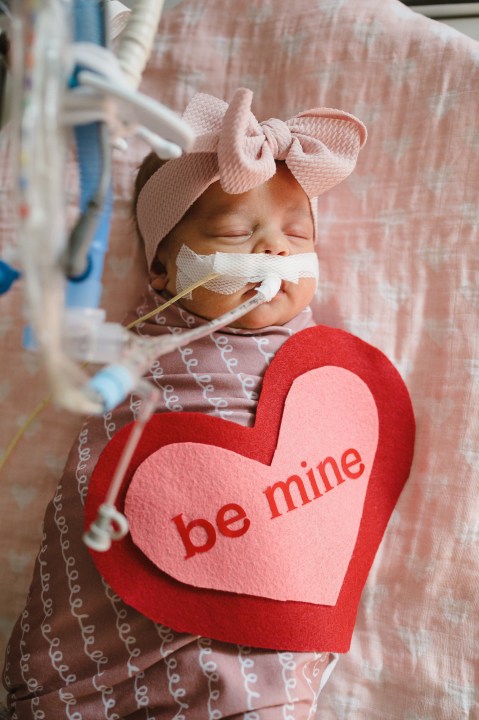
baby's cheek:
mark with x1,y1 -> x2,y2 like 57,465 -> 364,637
181,288 -> 237,320
302,276 -> 318,299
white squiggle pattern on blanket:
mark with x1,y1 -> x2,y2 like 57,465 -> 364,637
61,437 -> 123,720
211,334 -> 238,372
178,345 -> 233,420
237,645 -> 261,714
210,334 -> 259,402
278,652 -> 299,720
302,652 -> 330,720
252,335 -> 277,366
58,687 -> 82,720
130,393 -> 142,422
38,537 -> 77,686
53,485 -> 119,719
172,305 -> 235,418
237,372 -> 260,401
136,297 -> 184,412
103,411 -> 117,441
102,581 -> 153,715
197,637 -> 222,719
75,427 -> 91,506
155,624 -> 189,719
16,606 -> 42,718
149,358 -> 184,411
53,485 -> 119,718
177,306 -> 198,329
30,696 -> 44,720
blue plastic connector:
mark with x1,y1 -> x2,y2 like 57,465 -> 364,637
86,364 -> 136,412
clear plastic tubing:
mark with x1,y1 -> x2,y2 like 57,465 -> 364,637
83,276 -> 281,550
153,276 -> 280,356
87,275 -> 281,412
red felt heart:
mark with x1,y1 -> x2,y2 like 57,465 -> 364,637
125,366 -> 379,606
85,325 -> 415,652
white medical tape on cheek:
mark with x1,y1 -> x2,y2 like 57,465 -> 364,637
176,244 -> 319,298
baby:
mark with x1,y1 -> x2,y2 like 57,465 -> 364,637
3,88 -> 366,719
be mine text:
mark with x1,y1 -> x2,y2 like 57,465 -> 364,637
172,447 -> 365,559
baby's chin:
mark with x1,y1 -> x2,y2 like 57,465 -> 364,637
229,303 -> 295,330
178,284 -> 308,329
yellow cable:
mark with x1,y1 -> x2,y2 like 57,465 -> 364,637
0,393 -> 54,474
126,272 -> 219,329
0,273 -> 220,474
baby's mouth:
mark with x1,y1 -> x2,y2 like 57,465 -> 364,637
269,279 -> 287,295
242,280 -> 288,299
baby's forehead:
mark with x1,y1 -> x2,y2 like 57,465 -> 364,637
185,173 -> 312,224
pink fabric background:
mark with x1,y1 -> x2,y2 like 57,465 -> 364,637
1,0 -> 478,716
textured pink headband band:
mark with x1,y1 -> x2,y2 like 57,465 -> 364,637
137,88 -> 367,269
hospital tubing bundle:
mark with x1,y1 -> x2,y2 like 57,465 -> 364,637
11,0 -> 194,417
83,274 -> 282,552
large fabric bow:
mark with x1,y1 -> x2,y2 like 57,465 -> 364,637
137,88 -> 367,269
183,88 -> 367,198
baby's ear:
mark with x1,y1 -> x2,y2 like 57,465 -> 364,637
149,256 -> 169,291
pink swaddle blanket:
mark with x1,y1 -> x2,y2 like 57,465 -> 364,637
4,291 -> 337,720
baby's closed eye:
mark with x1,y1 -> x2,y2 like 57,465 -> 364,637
205,227 -> 254,245
285,227 -> 313,239
215,230 -> 252,238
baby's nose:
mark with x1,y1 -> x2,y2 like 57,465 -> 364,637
253,231 -> 290,256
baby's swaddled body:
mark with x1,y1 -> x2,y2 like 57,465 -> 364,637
3,291 -> 336,720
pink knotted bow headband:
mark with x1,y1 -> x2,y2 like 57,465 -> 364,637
137,88 -> 367,269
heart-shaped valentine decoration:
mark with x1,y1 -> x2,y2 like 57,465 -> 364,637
85,325 -> 415,652
125,366 -> 378,606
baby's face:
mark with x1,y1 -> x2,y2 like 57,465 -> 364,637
155,163 -> 316,329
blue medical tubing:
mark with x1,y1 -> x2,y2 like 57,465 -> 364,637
0,261 -> 20,294
66,0 -> 112,309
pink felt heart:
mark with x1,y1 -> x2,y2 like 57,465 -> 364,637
86,325 -> 415,652
125,367 -> 378,605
